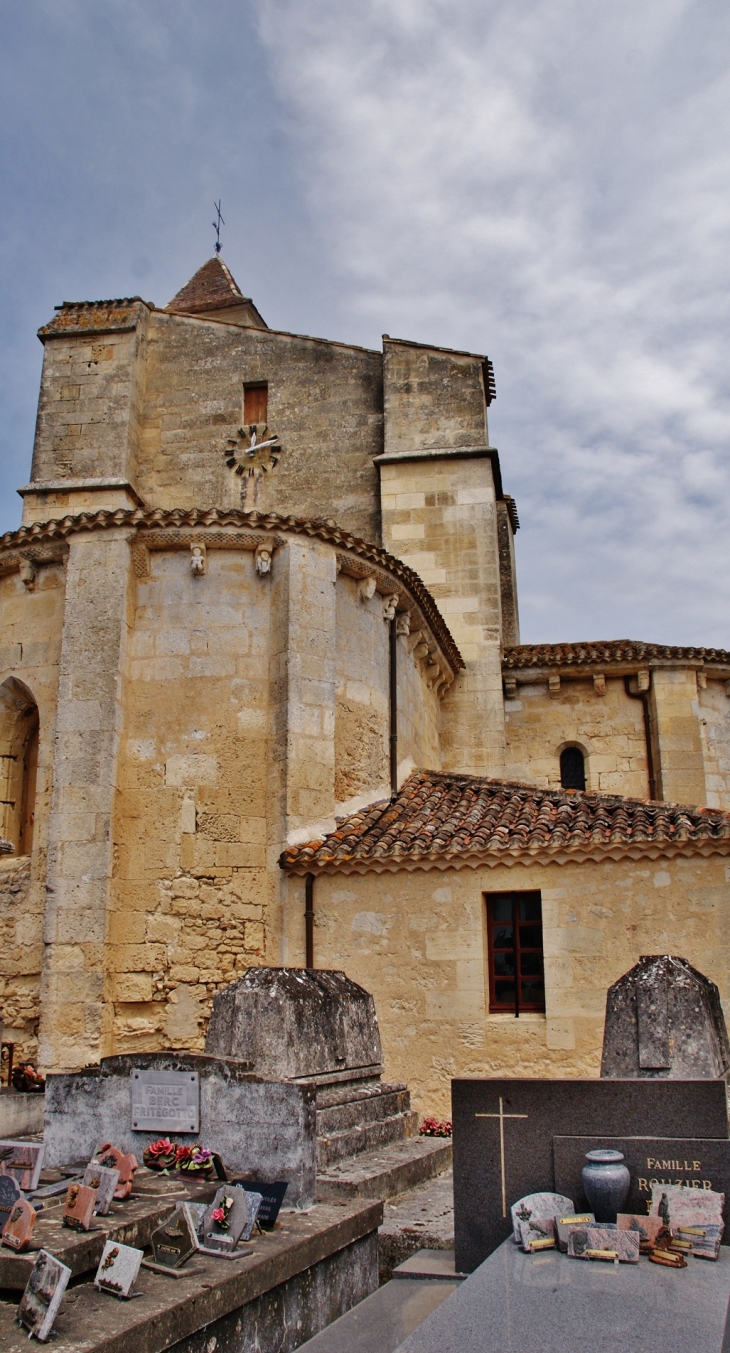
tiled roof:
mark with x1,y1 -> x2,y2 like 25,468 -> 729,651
280,770 -> 730,873
38,299 -> 152,339
503,640 -> 730,671
166,256 -> 250,314
0,507 -> 464,674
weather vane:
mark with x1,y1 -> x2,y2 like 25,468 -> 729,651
212,200 -> 224,255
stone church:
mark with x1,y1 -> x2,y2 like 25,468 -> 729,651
2,254 -> 730,1113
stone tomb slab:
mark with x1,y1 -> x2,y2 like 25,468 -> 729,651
395,1238 -> 730,1353
554,1136 -> 730,1234
452,1077 -> 729,1272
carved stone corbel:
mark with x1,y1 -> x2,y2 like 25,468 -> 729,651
395,612 -> 411,637
189,542 -> 206,576
382,594 -> 399,621
19,558 -> 36,589
254,541 -> 273,577
357,575 -> 377,603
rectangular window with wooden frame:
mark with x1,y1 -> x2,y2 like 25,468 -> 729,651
486,891 -> 545,1015
243,382 -> 268,425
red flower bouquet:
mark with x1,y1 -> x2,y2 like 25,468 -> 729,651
419,1117 -> 452,1138
143,1138 -> 178,1171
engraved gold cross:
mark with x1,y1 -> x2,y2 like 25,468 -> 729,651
476,1096 -> 528,1218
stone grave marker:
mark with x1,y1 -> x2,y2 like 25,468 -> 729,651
94,1240 -> 144,1297
554,1134 -> 730,1230
1,1196 -> 36,1251
63,1181 -> 98,1231
201,1185 -> 262,1254
601,955 -> 730,1079
82,1163 -> 119,1215
131,1068 -> 199,1133
92,1144 -> 137,1198
0,1174 -> 22,1230
510,1192 -> 573,1243
235,1179 -> 288,1229
150,1202 -> 199,1269
566,1225 -> 640,1263
0,1140 -> 45,1191
452,1077 -> 729,1271
18,1248 -> 72,1343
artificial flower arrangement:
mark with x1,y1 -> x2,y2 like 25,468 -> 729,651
142,1140 -> 216,1177
210,1195 -> 234,1231
419,1117 -> 452,1138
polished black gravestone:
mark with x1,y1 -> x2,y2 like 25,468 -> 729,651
554,1135 -> 730,1231
452,1078 -> 729,1272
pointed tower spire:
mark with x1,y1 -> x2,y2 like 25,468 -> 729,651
166,257 -> 267,329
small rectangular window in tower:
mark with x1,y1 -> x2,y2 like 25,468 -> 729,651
485,891 -> 545,1015
243,383 -> 268,425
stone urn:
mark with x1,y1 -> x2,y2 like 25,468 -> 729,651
581,1149 -> 630,1222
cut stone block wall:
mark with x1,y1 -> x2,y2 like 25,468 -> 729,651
699,680 -> 730,808
302,851 -> 730,1118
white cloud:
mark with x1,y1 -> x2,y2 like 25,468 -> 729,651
255,0 -> 730,644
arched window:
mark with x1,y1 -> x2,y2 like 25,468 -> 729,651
0,678 -> 39,855
560,746 -> 586,791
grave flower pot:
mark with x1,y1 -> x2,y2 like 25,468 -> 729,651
581,1149 -> 630,1222
143,1138 -> 177,1171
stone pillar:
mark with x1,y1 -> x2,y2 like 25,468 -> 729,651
38,529 -> 133,1070
378,451 -> 505,777
650,669 -> 707,805
269,538 -> 337,966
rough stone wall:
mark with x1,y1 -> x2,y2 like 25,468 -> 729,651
0,565 -> 64,1059
110,547 -> 272,1055
136,314 -> 384,541
699,680 -> 730,809
304,852 -> 730,1117
382,340 -> 489,454
504,677 -> 649,795
0,856 -> 37,1061
29,310 -> 149,490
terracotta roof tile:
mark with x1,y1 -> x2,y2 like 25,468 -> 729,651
503,640 -> 730,671
280,771 -> 730,873
38,299 -> 152,339
166,256 -> 250,314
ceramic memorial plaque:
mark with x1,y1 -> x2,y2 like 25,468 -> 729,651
0,1172 -> 22,1229
649,1182 -> 724,1228
93,1144 -> 138,1199
0,1140 -> 45,1191
95,1240 -> 144,1297
2,1196 -> 36,1251
617,1213 -> 665,1252
150,1202 -> 199,1268
510,1192 -> 574,1244
83,1163 -> 119,1215
131,1068 -> 199,1133
201,1185 -> 261,1253
18,1249 -> 72,1343
674,1222 -> 723,1260
567,1226 -> 640,1263
517,1216 -> 556,1252
556,1213 -> 595,1252
64,1181 -> 98,1231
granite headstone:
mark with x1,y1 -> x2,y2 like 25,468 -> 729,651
452,1077 -> 729,1272
554,1134 -> 730,1233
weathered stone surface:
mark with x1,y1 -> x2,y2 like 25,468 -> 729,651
44,1052 -> 317,1207
601,954 -> 730,1079
205,968 -> 382,1082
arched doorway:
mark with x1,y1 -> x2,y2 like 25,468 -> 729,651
0,678 -> 39,855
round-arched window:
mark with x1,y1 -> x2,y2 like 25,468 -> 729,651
560,746 -> 586,791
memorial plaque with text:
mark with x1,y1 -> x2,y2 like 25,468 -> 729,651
553,1136 -> 730,1237
131,1069 -> 199,1133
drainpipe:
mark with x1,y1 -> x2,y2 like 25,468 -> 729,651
304,873 -> 315,969
389,616 -> 398,797
624,675 -> 658,800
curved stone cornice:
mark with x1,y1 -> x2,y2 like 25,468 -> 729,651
0,506 -> 464,675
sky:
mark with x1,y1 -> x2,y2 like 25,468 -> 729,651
2,0 -> 730,646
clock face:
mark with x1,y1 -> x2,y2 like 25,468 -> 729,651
224,423 -> 281,476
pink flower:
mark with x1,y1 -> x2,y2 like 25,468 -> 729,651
211,1207 -> 225,1223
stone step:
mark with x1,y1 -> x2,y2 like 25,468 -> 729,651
317,1110 -> 419,1170
316,1088 -> 412,1137
317,1136 -> 452,1204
